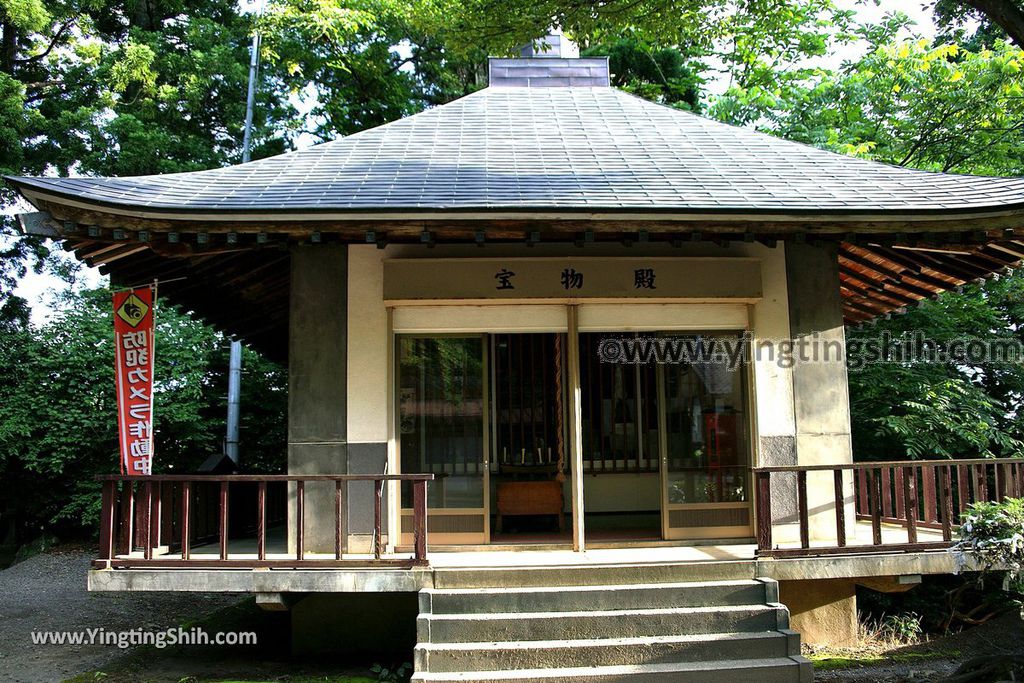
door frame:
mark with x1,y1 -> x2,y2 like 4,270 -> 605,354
388,303 -> 756,550
655,332 -> 756,541
393,331 -> 491,546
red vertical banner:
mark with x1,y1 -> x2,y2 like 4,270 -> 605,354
113,286 -> 155,475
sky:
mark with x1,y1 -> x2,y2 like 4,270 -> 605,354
12,0 -> 943,322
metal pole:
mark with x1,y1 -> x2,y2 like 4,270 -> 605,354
225,339 -> 242,465
225,0 -> 264,465
241,0 -> 264,164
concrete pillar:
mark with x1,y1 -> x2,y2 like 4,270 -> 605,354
779,578 -> 858,647
785,243 -> 854,542
751,244 -> 798,536
288,245 -> 347,553
346,246 -> 391,551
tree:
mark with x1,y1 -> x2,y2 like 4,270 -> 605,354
771,37 -> 1024,174
936,0 -> 1024,48
582,35 -> 704,111
700,12 -> 1024,459
0,287 -> 287,539
0,0 -> 293,325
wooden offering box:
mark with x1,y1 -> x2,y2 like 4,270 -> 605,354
496,480 -> 564,533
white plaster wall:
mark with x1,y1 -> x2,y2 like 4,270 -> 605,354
746,243 -> 797,452
346,241 -> 810,544
347,245 -> 389,445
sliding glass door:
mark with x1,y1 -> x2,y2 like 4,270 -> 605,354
575,329 -> 753,542
661,333 -> 753,539
393,314 -> 753,547
397,335 -> 488,545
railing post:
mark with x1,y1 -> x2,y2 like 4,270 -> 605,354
296,480 -> 305,561
219,481 -> 229,561
833,469 -> 846,547
903,466 -> 918,544
797,470 -> 809,549
975,463 -> 989,502
894,467 -> 905,519
881,468 -> 892,519
142,482 -> 153,560
869,468 -> 883,546
373,479 -> 384,560
940,465 -> 953,542
413,479 -> 428,562
150,481 -> 162,555
857,469 -> 868,516
180,481 -> 191,561
335,480 -> 346,561
956,464 -> 969,514
257,481 -> 266,561
98,481 -> 115,563
922,465 -> 936,524
755,471 -> 772,552
119,481 -> 134,554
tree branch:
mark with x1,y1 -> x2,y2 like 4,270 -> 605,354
961,0 -> 1024,47
13,19 -> 76,65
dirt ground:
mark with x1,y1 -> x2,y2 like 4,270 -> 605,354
3,546 -> 1022,682
0,547 -> 404,683
812,611 -> 1024,682
0,547 -> 244,682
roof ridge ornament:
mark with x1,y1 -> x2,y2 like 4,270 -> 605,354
519,27 -> 579,59
489,27 -> 609,88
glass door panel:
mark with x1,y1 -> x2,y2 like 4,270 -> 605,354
661,332 -> 753,539
578,333 -> 662,541
397,336 -> 487,545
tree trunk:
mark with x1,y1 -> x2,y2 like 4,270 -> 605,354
962,0 -> 1024,47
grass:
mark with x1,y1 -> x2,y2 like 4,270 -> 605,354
804,611 -> 963,672
65,677 -> 378,683
200,678 -> 378,683
808,649 -> 961,671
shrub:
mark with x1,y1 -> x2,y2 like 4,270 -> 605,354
953,497 -> 1024,582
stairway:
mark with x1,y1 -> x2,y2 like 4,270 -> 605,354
412,570 -> 811,682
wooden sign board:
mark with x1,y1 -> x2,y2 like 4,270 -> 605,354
384,257 -> 762,303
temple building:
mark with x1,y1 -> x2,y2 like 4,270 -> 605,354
9,29 -> 1024,683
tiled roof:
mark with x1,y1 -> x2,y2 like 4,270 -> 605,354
9,87 -> 1024,215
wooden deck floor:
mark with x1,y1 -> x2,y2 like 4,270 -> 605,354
109,519 -> 946,568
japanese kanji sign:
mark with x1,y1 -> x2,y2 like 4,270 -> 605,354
113,286 -> 155,475
383,257 -> 762,302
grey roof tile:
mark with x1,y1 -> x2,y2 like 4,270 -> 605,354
9,86 -> 1024,214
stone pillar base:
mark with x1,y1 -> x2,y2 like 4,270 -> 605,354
779,578 -> 858,647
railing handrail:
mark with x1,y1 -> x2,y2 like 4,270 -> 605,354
96,474 -> 436,482
95,473 -> 433,569
753,457 -> 1024,473
754,457 -> 1024,558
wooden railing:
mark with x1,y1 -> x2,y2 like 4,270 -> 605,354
94,474 -> 433,569
754,459 -> 1024,558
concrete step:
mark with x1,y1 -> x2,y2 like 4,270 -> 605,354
421,579 -> 772,615
432,560 -> 756,589
418,604 -> 786,643
411,656 -> 813,682
415,630 -> 800,673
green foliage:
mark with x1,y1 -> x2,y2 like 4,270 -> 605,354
583,36 -> 703,111
802,39 -> 1024,173
0,287 -> 286,537
955,498 -> 1024,580
258,0 -> 489,140
847,270 -> 1024,460
371,662 -> 411,683
871,378 -> 1022,459
880,612 -> 924,643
